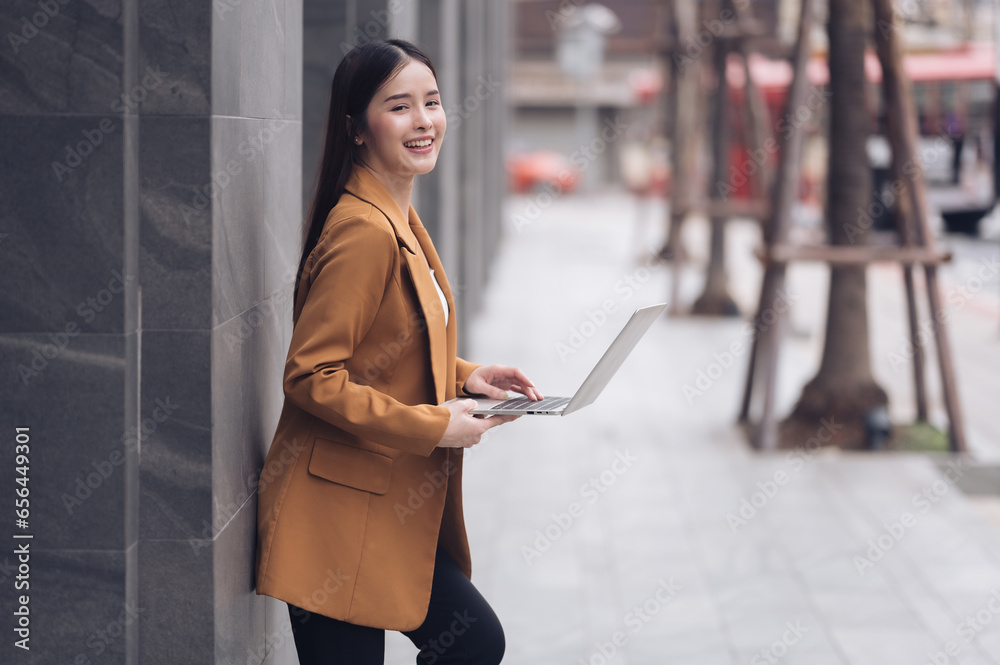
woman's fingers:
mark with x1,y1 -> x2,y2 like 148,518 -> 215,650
508,375 -> 543,400
512,370 -> 542,400
485,413 -> 520,426
477,364 -> 543,400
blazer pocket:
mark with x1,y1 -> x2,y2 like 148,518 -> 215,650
307,438 -> 393,495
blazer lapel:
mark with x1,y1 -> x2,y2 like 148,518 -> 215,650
408,208 -> 458,405
344,166 -> 449,404
399,238 -> 448,404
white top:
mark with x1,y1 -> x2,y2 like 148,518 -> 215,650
429,268 -> 449,326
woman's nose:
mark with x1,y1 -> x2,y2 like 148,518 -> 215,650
413,106 -> 431,130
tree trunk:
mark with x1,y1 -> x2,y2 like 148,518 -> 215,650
780,0 -> 889,449
660,0 -> 700,264
692,36 -> 739,316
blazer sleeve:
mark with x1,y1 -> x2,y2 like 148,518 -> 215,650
455,357 -> 481,397
282,213 -> 451,457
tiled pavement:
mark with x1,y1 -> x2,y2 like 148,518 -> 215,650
385,193 -> 1000,664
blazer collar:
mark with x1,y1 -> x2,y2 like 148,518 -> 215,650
343,165 -> 420,254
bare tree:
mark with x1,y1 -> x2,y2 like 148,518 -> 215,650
660,0 -> 700,268
780,0 -> 889,448
691,34 -> 739,316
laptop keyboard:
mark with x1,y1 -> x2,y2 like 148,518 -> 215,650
490,396 -> 571,412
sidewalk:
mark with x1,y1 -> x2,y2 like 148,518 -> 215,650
386,192 -> 1000,664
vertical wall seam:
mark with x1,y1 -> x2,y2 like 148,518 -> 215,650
122,0 -> 140,663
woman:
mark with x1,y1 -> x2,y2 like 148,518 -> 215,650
254,39 -> 542,664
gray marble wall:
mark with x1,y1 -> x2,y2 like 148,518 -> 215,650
0,0 -> 301,663
0,0 -> 504,663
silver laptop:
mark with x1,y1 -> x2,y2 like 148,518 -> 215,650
455,303 -> 666,416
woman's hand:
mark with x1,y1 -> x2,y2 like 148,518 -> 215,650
437,364 -> 542,448
437,399 -> 519,448
461,364 -> 544,401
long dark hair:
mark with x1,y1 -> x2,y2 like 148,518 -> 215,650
296,39 -> 438,304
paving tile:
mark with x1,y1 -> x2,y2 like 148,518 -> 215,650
760,651 -> 848,665
722,609 -> 829,654
628,640 -> 735,665
972,626 -> 1000,663
920,561 -> 1000,599
625,626 -> 735,661
792,551 -> 897,593
828,627 -> 940,665
811,590 -> 926,631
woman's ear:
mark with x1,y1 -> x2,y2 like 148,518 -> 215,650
346,115 -> 362,146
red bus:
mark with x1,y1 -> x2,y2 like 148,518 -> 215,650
727,44 -> 996,235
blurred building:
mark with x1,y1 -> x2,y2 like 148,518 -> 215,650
0,1 -> 507,663
508,0 -> 784,188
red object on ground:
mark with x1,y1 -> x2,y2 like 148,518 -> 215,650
507,151 -> 581,194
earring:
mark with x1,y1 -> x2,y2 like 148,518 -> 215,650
354,136 -> 361,144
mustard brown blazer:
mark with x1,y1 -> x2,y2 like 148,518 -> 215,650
254,165 -> 483,631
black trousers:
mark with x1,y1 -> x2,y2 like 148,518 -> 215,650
286,546 -> 505,665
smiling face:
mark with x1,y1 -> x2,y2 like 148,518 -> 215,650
356,58 -> 445,183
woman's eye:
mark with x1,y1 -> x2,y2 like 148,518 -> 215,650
392,105 -> 407,112
427,100 -> 440,107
